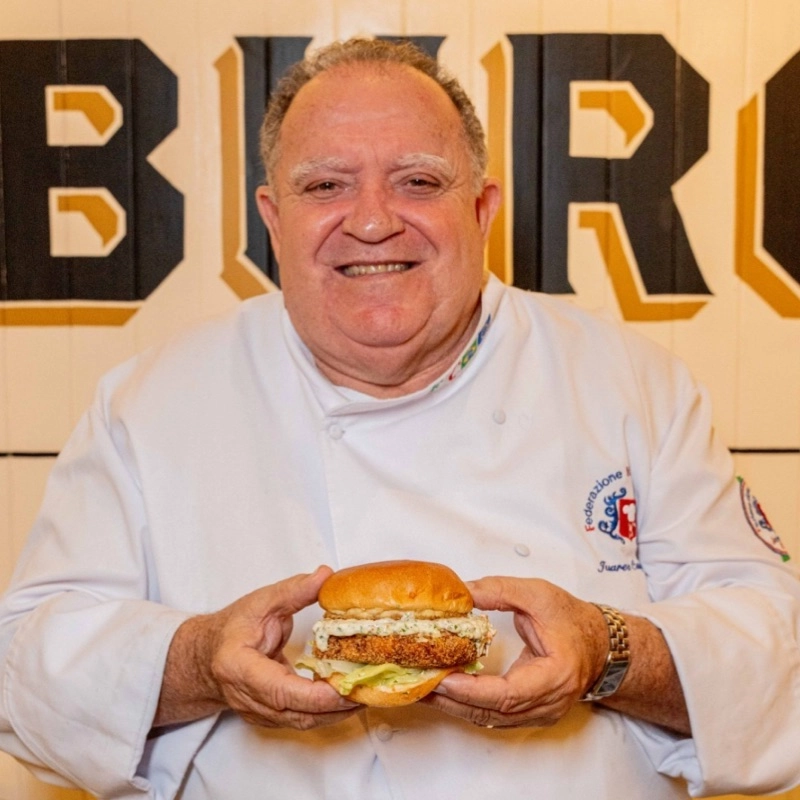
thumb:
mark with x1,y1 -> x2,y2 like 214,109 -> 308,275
256,566 -> 332,655
465,575 -> 516,612
269,565 -> 333,616
467,576 -> 546,613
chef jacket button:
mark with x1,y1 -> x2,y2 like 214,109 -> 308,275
514,543 -> 531,557
492,409 -> 507,425
327,423 -> 344,440
375,723 -> 393,741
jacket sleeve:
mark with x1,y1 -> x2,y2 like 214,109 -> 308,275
623,341 -> 800,797
0,370 -> 217,799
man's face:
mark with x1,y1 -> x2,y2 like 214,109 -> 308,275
257,62 -> 500,395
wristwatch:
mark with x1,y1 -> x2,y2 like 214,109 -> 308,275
580,604 -> 630,701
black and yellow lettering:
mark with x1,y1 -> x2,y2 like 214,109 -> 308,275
735,50 -> 800,317
0,39 -> 182,325
506,33 -> 711,319
215,36 -> 312,298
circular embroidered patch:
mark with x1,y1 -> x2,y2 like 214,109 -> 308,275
738,477 -> 790,561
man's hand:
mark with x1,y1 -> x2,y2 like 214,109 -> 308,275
424,577 -> 607,728
425,576 -> 690,735
153,566 -> 358,730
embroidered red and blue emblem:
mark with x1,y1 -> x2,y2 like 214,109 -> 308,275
583,469 -> 637,543
738,477 -> 790,562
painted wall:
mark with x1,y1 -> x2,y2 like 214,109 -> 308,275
1,0 -> 798,797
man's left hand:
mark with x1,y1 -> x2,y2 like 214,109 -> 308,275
424,577 -> 609,728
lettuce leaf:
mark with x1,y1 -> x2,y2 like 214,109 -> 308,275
295,655 -> 483,696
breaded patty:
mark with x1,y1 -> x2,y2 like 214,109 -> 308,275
315,631 -> 479,668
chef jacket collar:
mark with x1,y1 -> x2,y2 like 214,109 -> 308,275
281,272 -> 506,417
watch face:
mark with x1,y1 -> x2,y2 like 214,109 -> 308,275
593,658 -> 631,697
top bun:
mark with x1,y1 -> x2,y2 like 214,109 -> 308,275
319,560 -> 473,615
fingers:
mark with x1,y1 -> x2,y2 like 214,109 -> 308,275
217,644 -> 359,730
425,667 -> 571,729
156,567 -> 347,730
426,691 -> 564,729
425,578 -> 598,731
205,565 -> 364,731
439,671 -> 538,714
467,577 -> 605,675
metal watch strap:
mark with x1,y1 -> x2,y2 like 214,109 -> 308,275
580,604 -> 631,702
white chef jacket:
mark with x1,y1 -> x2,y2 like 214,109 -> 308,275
1,275 -> 798,800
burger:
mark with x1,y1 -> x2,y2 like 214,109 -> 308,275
296,559 -> 495,707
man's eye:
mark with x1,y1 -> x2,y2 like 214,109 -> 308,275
403,176 -> 442,193
307,181 -> 339,193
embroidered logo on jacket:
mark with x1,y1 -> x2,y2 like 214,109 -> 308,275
584,468 -> 643,574
583,469 -> 637,542
738,477 -> 790,561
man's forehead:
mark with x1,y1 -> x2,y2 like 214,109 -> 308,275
289,60 -> 453,119
273,61 -> 470,184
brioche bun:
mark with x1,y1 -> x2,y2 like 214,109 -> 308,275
319,559 -> 473,617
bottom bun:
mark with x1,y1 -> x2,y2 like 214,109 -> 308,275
326,668 -> 456,707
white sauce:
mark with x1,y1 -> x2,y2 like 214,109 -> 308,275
313,612 -> 494,655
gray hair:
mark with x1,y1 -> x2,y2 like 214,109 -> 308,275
260,37 -> 488,192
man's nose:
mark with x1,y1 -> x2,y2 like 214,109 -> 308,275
341,185 -> 404,242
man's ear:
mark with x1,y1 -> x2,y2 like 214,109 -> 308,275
476,178 -> 502,240
256,185 -> 281,261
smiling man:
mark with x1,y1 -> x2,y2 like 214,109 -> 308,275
256,55 -> 500,395
1,38 -> 799,800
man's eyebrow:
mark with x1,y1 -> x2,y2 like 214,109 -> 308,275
287,153 -> 457,188
393,153 -> 456,179
288,157 -> 351,188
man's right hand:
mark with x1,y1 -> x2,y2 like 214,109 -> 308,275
153,566 -> 359,730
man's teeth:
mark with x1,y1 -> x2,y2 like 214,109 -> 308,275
341,263 -> 411,277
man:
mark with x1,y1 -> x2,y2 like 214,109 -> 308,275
1,38 -> 798,799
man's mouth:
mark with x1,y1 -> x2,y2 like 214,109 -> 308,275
339,262 -> 415,277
